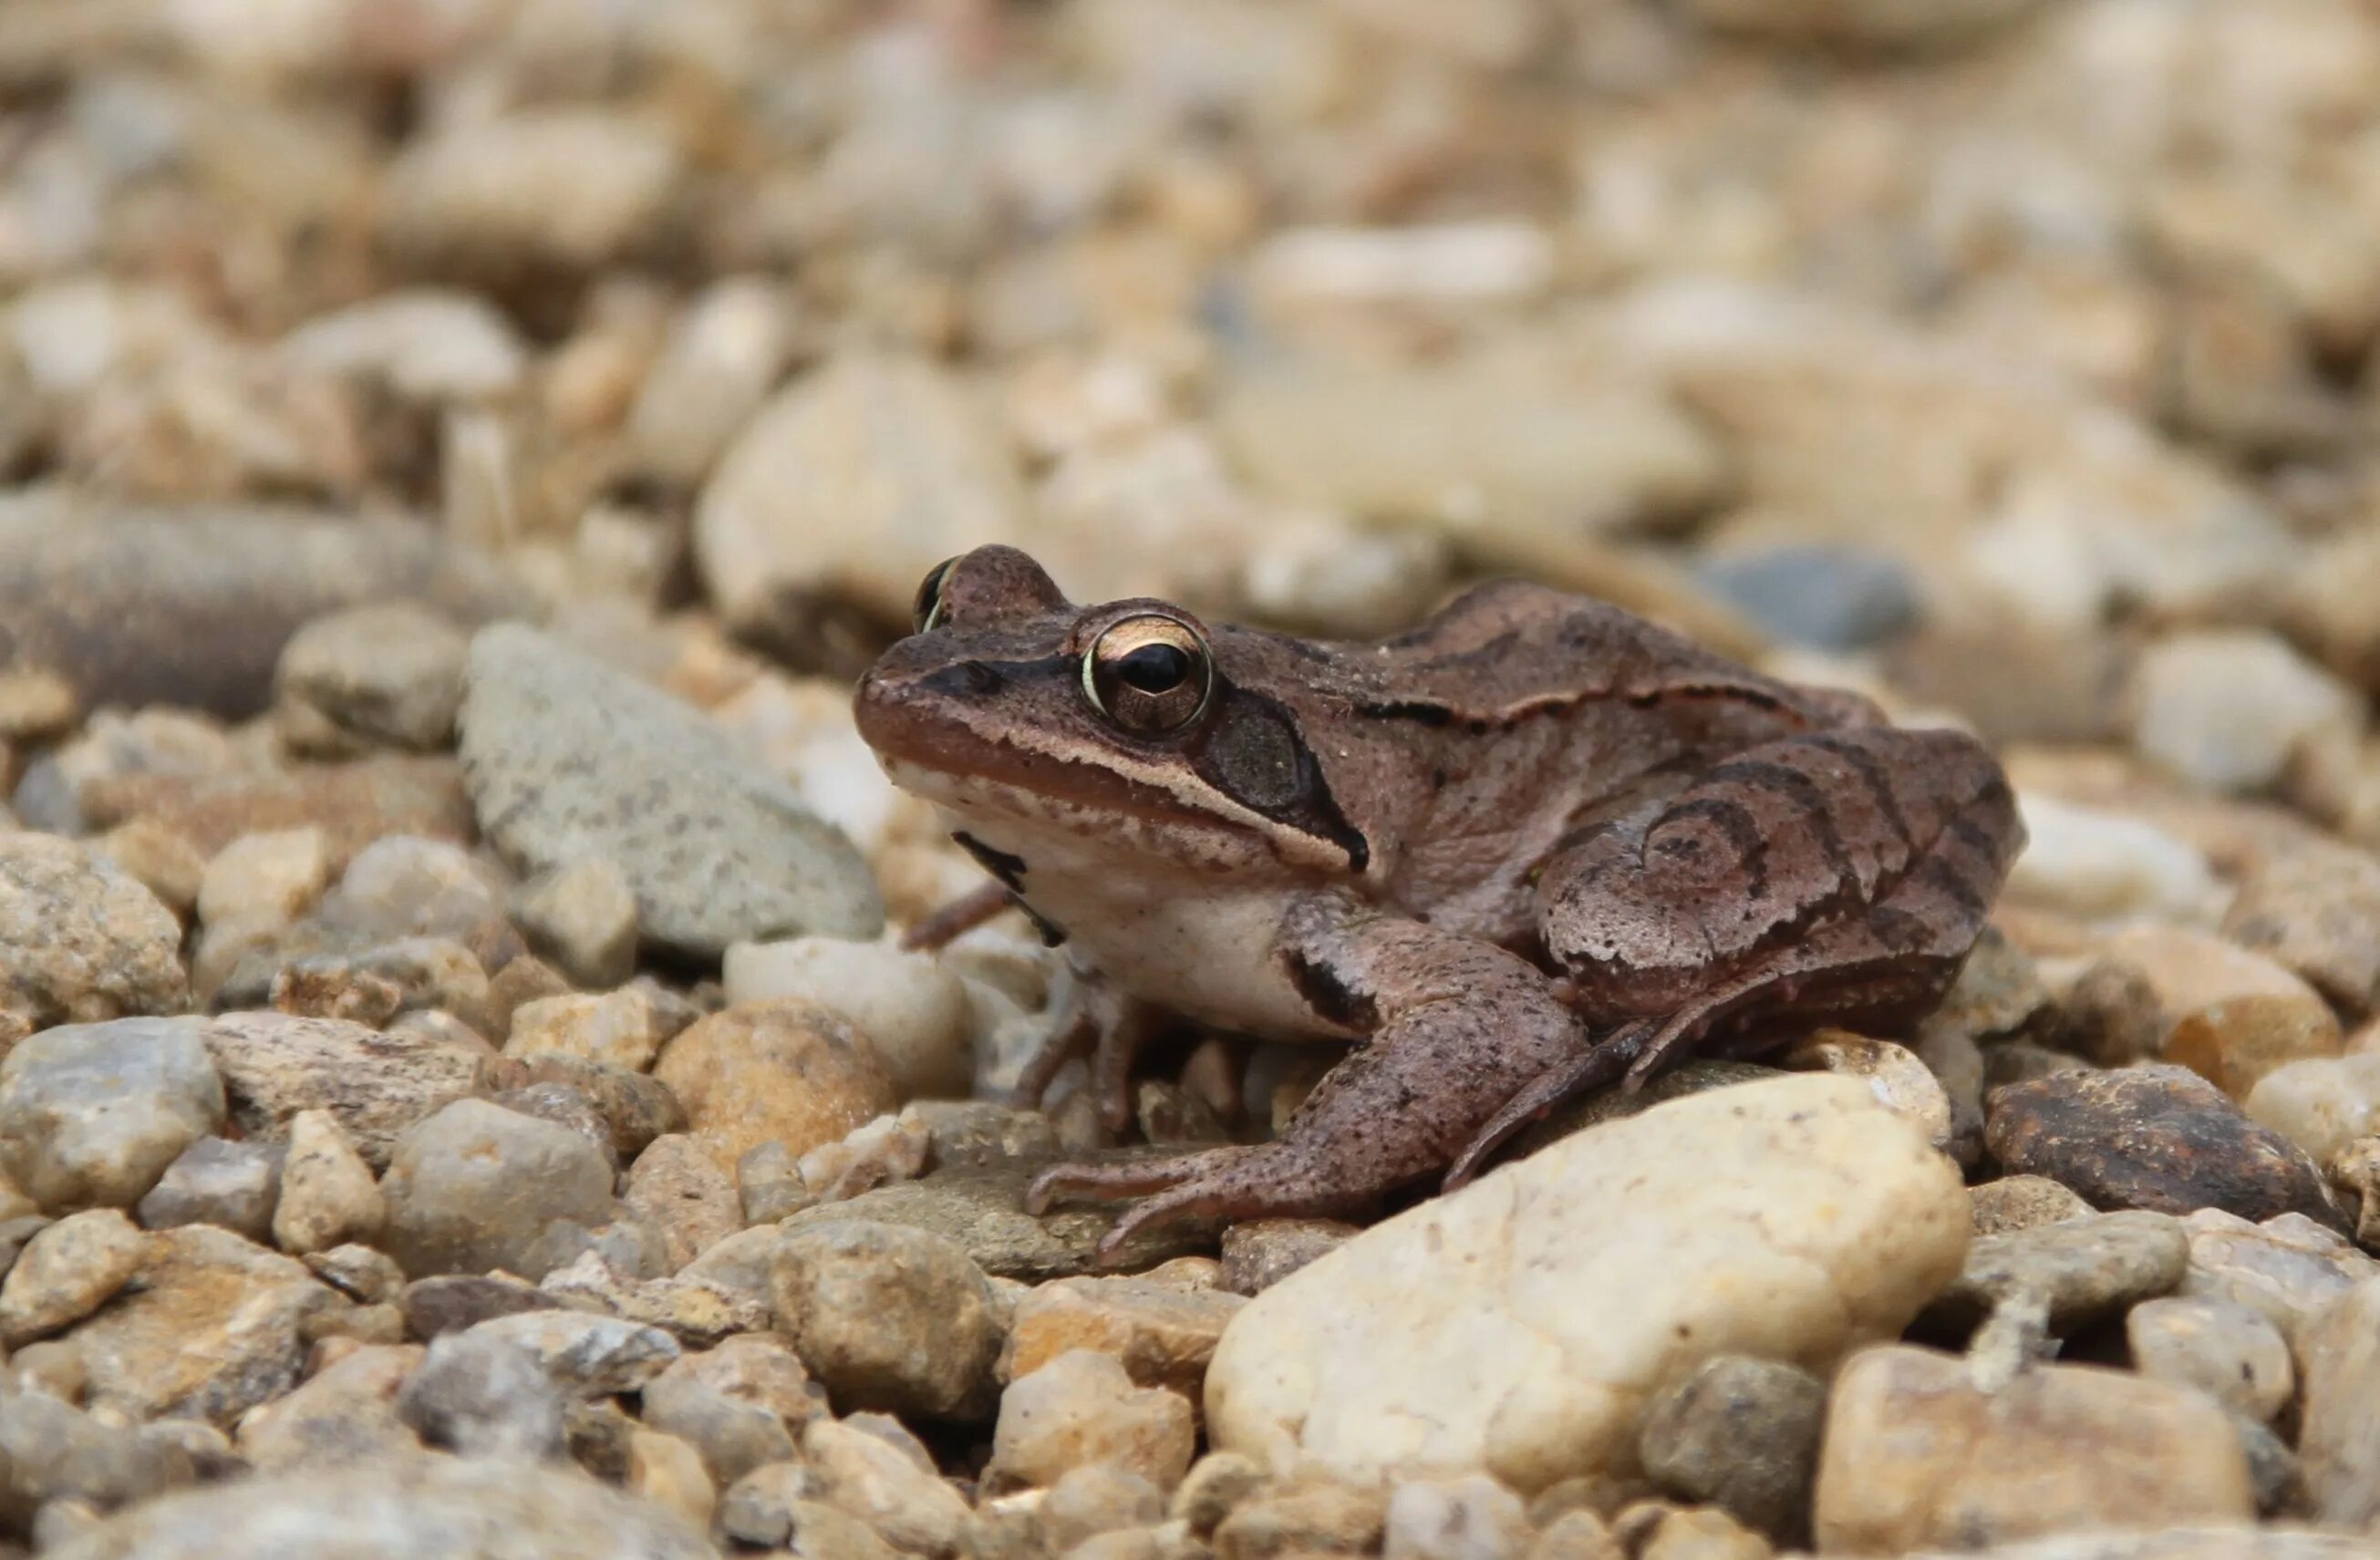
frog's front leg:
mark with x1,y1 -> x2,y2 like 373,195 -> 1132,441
1009,967 -> 1164,1131
1024,900 -> 1589,1256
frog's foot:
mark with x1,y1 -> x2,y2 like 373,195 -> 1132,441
1009,979 -> 1158,1132
899,882 -> 1015,952
1025,1143 -> 1355,1262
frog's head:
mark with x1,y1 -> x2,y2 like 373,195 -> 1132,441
854,546 -> 1369,879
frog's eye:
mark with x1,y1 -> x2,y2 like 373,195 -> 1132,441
1083,614 -> 1214,736
912,558 -> 957,635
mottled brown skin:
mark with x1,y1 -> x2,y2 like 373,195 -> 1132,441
854,547 -> 2024,1255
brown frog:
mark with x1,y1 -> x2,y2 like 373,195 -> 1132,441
854,546 -> 2023,1254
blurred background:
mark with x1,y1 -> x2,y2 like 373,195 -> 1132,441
4,0 -> 2380,909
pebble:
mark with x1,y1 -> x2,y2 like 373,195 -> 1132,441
695,349 -> 1029,640
82,758 -> 475,865
376,1099 -> 617,1279
234,1343 -> 423,1472
626,1428 -> 716,1531
278,290 -> 527,406
1986,1065 -> 2349,1230
511,1054 -> 687,1162
719,1480 -> 895,1559
512,857 -> 639,989
2003,795 -> 2230,927
398,1271 -> 559,1338
394,1328 -> 569,1460
2297,1277 -> 2380,1528
77,1224 -> 332,1426
724,936 -> 976,1101
314,836 -> 510,946
0,509 -> 511,721
771,1221 -> 1005,1421
1696,544 -> 1920,653
640,1333 -> 823,1484
47,1453 -> 717,1560
458,624 -> 884,958
1777,1031 -> 1953,1149
138,1135 -> 282,1240
792,1111 -> 934,1207
993,1348 -> 1197,1492
202,1010 -> 484,1168
1005,1275 -> 1247,1398
627,275 -> 802,483
1380,1474 -> 1531,1560
273,604 -> 469,755
0,832 -> 188,1037
0,1016 -> 226,1211
380,109 -> 683,277
1813,1346 -> 2255,1552
652,999 -> 900,1174
2221,842 -> 2380,1017
1969,1175 -> 2095,1235
0,1390 -> 195,1522
2097,925 -> 2344,1099
1637,1357 -> 1826,1544
1206,1076 -> 1967,1491
2176,1209 -> 2380,1339
622,1134 -> 742,1273
270,1109 -> 384,1256
1923,1210 -> 2188,1336
2126,630 -> 2362,795
2245,1054 -> 2380,1166
462,1308 -> 681,1397
505,987 -> 681,1073
1211,1477 -> 1388,1560
799,1416 -> 975,1556
0,1207 -> 147,1345
1219,1219 -> 1361,1296
2125,1295 -> 2295,1423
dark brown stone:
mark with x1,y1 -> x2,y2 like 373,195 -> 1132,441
1986,1064 -> 2351,1232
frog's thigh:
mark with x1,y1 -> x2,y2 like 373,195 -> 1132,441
1540,726 -> 2020,1027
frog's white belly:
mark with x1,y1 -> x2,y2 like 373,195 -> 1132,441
942,811 -> 1341,1042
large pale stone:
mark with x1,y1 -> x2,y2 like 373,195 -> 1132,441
1204,1075 -> 1969,1492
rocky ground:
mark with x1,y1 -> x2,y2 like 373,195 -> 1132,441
5,0 -> 2380,1557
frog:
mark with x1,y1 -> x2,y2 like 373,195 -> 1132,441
854,545 -> 2024,1255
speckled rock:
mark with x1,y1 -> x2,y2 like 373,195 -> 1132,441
2222,844 -> 2380,1017
80,759 -> 475,864
505,987 -> 682,1073
2298,1277 -> 2380,1529
0,1207 -> 148,1345
380,108 -> 684,277
2097,926 -> 2344,1099
2126,630 -> 2361,796
1987,1066 -> 2347,1230
652,1000 -> 899,1174
0,509 -> 512,720
2126,1295 -> 2294,1423
202,1010 -> 483,1169
0,832 -> 188,1037
457,624 -> 883,959
46,1454 -> 717,1560
1220,1220 -> 1361,1297
1814,1346 -> 2255,1552
0,1017 -> 225,1212
75,1224 -> 333,1427
512,1053 -> 687,1162
274,603 -> 469,754
378,1099 -> 617,1279
395,1328 -> 569,1460
771,1221 -> 1004,1421
0,1390 -> 197,1526
993,1348 -> 1197,1492
1205,1076 -> 1969,1491
1899,1534 -> 2380,1559
1382,1474 -> 1532,1560
624,1134 -> 742,1273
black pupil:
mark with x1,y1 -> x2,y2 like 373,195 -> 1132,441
1116,643 -> 1191,694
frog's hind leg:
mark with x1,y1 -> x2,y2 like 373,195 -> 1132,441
1540,724 -> 2023,1090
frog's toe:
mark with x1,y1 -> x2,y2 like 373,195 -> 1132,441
1021,1145 -> 1252,1216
